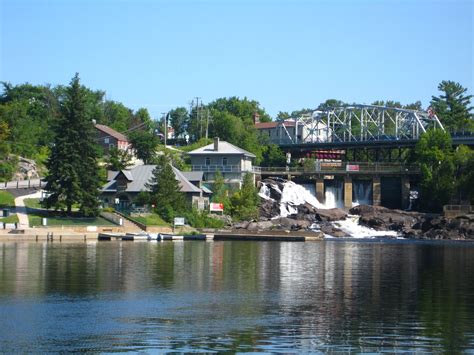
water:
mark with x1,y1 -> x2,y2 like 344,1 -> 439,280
324,178 -> 344,208
352,179 -> 373,206
1,241 -> 474,353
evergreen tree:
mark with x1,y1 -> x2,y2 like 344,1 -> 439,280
147,161 -> 185,222
211,170 -> 231,211
43,74 -> 101,216
106,147 -> 133,171
431,81 -> 473,131
230,173 -> 259,220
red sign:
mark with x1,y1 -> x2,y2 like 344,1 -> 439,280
210,202 -> 224,212
346,164 -> 360,172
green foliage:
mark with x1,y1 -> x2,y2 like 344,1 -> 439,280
102,100 -> 133,132
132,213 -> 169,227
43,73 -> 101,216
106,147 -> 133,171
431,81 -> 473,131
134,191 -> 150,206
129,129 -> 159,164
147,161 -> 186,222
230,173 -> 259,221
415,129 -> 455,212
453,145 -> 474,204
211,171 -> 232,211
0,157 -> 16,182
169,107 -> 189,139
261,144 -> 286,167
179,138 -> 212,152
131,108 -> 153,130
302,157 -> 316,172
184,209 -> 225,228
0,191 -> 15,208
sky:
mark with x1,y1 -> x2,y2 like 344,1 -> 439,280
1,0 -> 473,119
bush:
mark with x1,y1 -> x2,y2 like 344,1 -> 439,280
185,209 -> 225,228
0,159 -> 16,182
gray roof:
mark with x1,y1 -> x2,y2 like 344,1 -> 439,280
181,171 -> 204,182
187,141 -> 256,158
102,165 -> 202,194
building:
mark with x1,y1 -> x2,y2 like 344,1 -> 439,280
254,114 -> 330,144
188,138 -> 256,188
100,165 -> 210,211
95,124 -> 131,153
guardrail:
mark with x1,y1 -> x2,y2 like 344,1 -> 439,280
256,162 -> 420,174
191,165 -> 254,173
0,178 -> 43,190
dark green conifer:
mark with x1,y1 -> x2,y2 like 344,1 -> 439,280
43,73 -> 101,216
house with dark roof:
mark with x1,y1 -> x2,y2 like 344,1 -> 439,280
100,165 -> 211,211
187,137 -> 256,189
95,124 -> 131,153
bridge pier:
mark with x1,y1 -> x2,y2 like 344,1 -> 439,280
315,178 -> 325,204
373,177 -> 381,206
344,176 -> 352,209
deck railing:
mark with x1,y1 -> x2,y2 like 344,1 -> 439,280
256,162 -> 420,174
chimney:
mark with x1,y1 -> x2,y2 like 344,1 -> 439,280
214,137 -> 219,151
253,112 -> 260,124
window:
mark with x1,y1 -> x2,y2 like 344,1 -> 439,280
104,138 -> 109,144
222,157 -> 227,166
205,157 -> 211,166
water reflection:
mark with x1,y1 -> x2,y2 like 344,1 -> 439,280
0,240 -> 474,352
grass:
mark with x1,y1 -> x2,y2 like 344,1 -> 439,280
132,213 -> 170,226
24,198 -> 42,209
0,214 -> 19,223
0,191 -> 15,208
28,213 -> 116,227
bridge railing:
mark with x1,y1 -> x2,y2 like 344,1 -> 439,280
256,162 -> 420,174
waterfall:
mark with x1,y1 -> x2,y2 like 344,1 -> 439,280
352,180 -> 373,207
331,215 -> 399,238
324,179 -> 344,208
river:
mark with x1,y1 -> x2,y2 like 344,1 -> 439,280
1,240 -> 474,352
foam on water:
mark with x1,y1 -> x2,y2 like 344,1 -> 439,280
279,181 -> 326,217
331,215 -> 399,239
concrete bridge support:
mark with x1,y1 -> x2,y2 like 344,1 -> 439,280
344,176 -> 352,209
373,177 -> 381,206
315,178 -> 325,204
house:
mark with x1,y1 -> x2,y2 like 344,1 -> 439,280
254,114 -> 331,144
95,124 -> 131,153
100,165 -> 210,211
187,137 -> 256,189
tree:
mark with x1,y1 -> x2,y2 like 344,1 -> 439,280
169,107 -> 189,139
102,100 -> 133,132
131,108 -> 153,131
211,171 -> 232,211
147,161 -> 186,222
106,147 -> 133,171
261,144 -> 285,167
129,129 -> 159,164
230,173 -> 259,221
415,129 -> 455,212
453,145 -> 474,204
43,73 -> 101,216
431,81 -> 473,131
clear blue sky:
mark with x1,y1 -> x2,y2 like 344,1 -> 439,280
1,0 -> 472,119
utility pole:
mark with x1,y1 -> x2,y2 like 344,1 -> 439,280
205,108 -> 210,139
194,97 -> 201,139
161,112 -> 167,147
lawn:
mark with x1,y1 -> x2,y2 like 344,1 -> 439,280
0,191 -> 15,208
23,198 -> 116,227
132,213 -> 170,227
0,214 -> 19,224
28,213 -> 116,227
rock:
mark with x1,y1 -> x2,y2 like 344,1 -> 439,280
315,208 -> 347,222
234,221 -> 250,229
259,200 -> 280,219
320,223 -> 351,238
210,214 -> 232,226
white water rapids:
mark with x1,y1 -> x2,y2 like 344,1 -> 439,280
259,180 -> 401,239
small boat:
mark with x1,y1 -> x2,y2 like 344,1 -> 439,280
159,233 -> 184,241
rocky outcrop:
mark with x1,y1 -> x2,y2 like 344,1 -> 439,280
349,205 -> 474,240
13,156 -> 41,180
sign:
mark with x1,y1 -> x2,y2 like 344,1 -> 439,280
210,202 -> 224,212
346,164 -> 359,172
174,217 -> 185,226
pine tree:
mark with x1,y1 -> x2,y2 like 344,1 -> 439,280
147,161 -> 186,222
43,74 -> 101,216
431,81 -> 473,131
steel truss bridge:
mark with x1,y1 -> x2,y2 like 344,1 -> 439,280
274,104 -> 474,161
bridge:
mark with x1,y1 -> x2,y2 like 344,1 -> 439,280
264,105 -> 474,158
